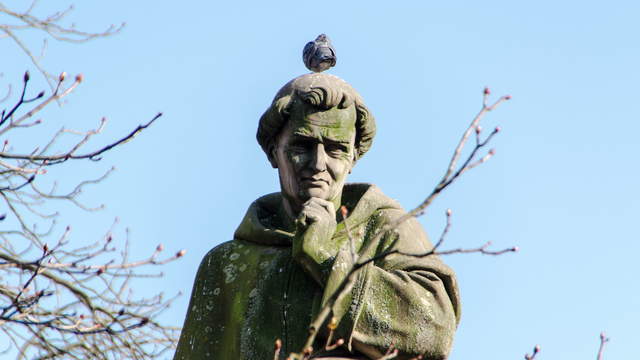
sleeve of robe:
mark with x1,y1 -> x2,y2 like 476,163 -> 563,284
321,208 -> 461,360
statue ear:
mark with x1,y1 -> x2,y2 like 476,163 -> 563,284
348,147 -> 358,173
267,144 -> 278,169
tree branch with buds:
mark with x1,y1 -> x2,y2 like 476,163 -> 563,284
597,332 -> 609,360
0,70 -> 181,360
0,3 -> 184,358
0,1 -> 124,93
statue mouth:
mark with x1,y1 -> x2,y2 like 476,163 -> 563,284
300,176 -> 329,187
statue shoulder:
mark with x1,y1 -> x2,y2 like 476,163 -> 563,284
363,204 -> 432,254
197,240 -> 242,273
197,238 -> 288,275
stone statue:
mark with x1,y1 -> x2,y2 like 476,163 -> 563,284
174,36 -> 460,360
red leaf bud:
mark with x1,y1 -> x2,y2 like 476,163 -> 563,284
75,74 -> 84,83
495,126 -> 501,133
328,316 -> 338,330
534,345 -> 541,354
37,91 -> 45,98
446,209 -> 452,216
488,149 -> 496,156
505,95 -> 512,100
156,243 -> 164,252
97,267 -> 105,275
23,71 -> 30,82
59,72 -> 67,82
176,249 -> 186,258
483,87 -> 490,95
340,205 -> 348,219
475,126 -> 482,134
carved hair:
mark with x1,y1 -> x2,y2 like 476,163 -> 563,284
257,73 -> 376,161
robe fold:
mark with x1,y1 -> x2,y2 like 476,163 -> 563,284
174,183 -> 460,360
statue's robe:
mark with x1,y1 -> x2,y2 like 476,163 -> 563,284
174,184 -> 460,360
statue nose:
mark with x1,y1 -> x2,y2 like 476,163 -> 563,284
310,143 -> 327,172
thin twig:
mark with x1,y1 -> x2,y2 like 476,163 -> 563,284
524,345 -> 541,360
0,113 -> 162,164
597,332 -> 610,360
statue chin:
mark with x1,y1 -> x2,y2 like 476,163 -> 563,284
298,187 -> 329,201
306,188 -> 327,198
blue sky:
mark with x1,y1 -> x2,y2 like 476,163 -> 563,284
3,0 -> 640,358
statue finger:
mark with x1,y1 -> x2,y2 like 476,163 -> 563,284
307,197 -> 336,216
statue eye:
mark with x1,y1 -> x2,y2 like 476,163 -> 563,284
326,144 -> 347,157
288,146 -> 305,154
287,140 -> 310,154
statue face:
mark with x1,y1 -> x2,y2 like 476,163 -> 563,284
271,102 -> 357,211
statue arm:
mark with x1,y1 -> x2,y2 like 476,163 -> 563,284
329,211 -> 461,360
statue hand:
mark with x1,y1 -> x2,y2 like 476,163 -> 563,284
293,197 -> 338,284
298,197 -> 337,230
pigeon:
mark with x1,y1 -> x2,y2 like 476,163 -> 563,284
303,34 -> 336,73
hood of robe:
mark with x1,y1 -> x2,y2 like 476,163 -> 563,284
233,182 -> 462,328
234,183 -> 402,246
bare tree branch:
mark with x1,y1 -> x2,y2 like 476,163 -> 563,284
0,6 -> 182,355
0,1 -> 124,92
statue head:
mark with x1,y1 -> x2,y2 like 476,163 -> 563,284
257,73 -> 376,212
